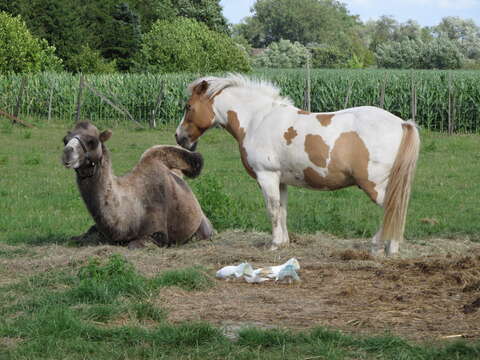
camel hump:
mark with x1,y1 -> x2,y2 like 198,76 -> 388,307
140,145 -> 204,178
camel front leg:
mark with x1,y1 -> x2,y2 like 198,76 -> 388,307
257,172 -> 285,250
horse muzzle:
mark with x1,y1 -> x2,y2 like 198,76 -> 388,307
175,133 -> 197,151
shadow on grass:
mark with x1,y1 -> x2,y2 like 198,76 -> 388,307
7,232 -> 72,246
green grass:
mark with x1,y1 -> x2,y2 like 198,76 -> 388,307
2,122 -> 480,358
1,254 -> 479,359
1,123 -> 480,245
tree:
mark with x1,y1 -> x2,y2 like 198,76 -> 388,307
0,11 -> 62,73
434,17 -> 480,61
237,0 -> 361,47
253,39 -> 310,68
134,18 -> 250,73
375,38 -> 463,69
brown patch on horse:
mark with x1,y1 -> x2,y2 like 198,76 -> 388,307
283,127 -> 298,145
304,134 -> 329,168
303,131 -> 378,201
317,114 -> 334,127
224,110 -> 257,179
298,110 -> 311,115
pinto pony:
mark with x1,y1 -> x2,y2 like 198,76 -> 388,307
175,75 -> 420,256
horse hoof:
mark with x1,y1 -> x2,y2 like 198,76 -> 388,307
270,245 -> 279,251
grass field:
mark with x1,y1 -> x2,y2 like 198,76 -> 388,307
1,120 -> 480,244
1,120 -> 480,359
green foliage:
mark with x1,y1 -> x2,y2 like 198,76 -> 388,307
0,11 -> 62,73
376,38 -> 464,69
67,45 -> 117,74
310,45 -> 351,68
253,39 -> 310,68
135,17 -> 251,73
0,0 -> 228,72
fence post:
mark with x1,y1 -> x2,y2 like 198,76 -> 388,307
14,76 -> 28,118
75,74 -> 85,123
379,72 -> 387,109
48,85 -> 54,123
344,79 -> 352,108
448,72 -> 454,135
151,81 -> 165,128
303,53 -> 311,112
410,71 -> 417,123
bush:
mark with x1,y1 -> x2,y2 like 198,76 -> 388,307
67,45 -> 117,74
134,17 -> 250,73
253,39 -> 310,68
376,38 -> 464,69
310,45 -> 351,68
0,11 -> 62,73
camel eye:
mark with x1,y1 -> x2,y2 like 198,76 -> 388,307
185,104 -> 192,111
87,139 -> 98,148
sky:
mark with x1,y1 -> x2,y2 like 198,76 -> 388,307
219,0 -> 480,26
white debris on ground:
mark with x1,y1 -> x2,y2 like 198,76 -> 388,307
216,258 -> 300,284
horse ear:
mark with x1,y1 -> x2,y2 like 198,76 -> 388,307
99,130 -> 112,142
193,80 -> 209,95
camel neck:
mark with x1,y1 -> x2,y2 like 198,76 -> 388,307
77,146 -> 115,222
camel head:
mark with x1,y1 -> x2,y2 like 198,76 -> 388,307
62,121 -> 112,176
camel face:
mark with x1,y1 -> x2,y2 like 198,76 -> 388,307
62,122 -> 111,170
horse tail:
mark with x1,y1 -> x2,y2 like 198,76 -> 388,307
380,121 -> 420,247
141,146 -> 204,178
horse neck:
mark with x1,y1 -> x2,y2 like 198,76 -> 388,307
214,88 -> 275,133
77,146 -> 115,220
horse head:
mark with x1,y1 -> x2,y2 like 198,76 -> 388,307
175,79 -> 217,151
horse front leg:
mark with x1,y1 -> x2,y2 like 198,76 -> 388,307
257,172 -> 285,250
279,183 -> 290,245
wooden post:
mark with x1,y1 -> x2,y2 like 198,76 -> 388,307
379,72 -> 387,109
411,72 -> 417,123
304,53 -> 311,112
75,75 -> 85,123
14,76 -> 28,118
151,81 -> 165,128
344,79 -> 352,108
448,72 -> 454,135
48,86 -> 54,123
0,108 -> 34,128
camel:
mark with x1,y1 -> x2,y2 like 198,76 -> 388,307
62,121 -> 213,249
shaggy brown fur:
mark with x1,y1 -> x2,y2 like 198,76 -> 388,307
62,121 -> 213,249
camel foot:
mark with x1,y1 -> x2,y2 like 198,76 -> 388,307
127,239 -> 146,250
195,216 -> 214,240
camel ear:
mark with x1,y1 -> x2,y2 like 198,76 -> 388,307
193,80 -> 209,95
99,129 -> 112,142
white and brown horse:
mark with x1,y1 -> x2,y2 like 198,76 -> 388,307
175,74 -> 420,256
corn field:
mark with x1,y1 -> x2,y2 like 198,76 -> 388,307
0,69 -> 479,132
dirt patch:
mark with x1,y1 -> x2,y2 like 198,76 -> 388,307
1,231 -> 480,341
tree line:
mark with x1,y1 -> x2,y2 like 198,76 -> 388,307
0,0 -> 479,73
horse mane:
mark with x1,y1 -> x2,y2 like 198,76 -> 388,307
188,73 -> 294,106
